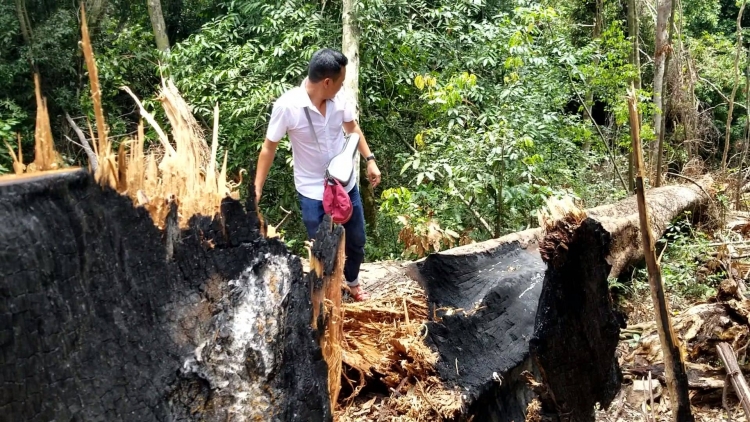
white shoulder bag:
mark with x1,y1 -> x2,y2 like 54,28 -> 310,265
303,107 -> 360,186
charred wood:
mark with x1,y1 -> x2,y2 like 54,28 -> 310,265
0,169 -> 332,422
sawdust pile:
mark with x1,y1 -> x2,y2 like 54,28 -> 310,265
335,279 -> 463,421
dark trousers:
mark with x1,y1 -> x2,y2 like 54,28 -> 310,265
298,187 -> 366,286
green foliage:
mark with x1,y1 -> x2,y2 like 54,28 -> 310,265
383,3 -> 601,243
165,0 -> 655,253
682,0 -> 721,36
575,22 -> 638,119
0,100 -> 27,174
690,33 -> 746,132
169,0 -> 337,166
167,0 -> 340,227
4,0 -> 750,266
626,215 -> 722,301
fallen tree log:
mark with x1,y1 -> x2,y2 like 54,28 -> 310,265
407,177 -> 713,422
531,215 -> 623,421
586,178 -> 713,277
0,169 -> 335,421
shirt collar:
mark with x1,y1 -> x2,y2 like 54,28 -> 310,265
293,78 -> 315,108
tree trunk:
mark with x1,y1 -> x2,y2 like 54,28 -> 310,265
343,0 -> 377,233
532,217 -> 623,422
86,0 -> 107,27
736,46 -> 750,210
655,0 -> 678,188
652,0 -> 673,181
1,165 -> 716,422
723,2 -> 746,171
627,0 -> 641,192
407,175 -> 712,421
15,0 -> 37,75
147,0 -> 170,52
14,0 -> 32,45
582,0 -> 604,152
0,170 -> 332,421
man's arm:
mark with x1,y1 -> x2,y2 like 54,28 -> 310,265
343,121 -> 372,157
254,138 -> 278,203
257,99 -> 288,204
343,120 -> 381,188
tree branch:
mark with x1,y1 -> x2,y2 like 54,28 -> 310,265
456,193 -> 493,234
65,112 -> 98,171
696,77 -> 745,109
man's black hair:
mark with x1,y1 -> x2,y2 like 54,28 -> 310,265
308,48 -> 348,83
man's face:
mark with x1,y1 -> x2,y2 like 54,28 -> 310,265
323,66 -> 346,99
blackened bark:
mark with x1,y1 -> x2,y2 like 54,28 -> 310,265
416,240 -> 546,422
530,219 -> 622,422
408,179 -> 711,421
416,222 -> 621,422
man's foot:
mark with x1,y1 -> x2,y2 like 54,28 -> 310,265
349,285 -> 370,302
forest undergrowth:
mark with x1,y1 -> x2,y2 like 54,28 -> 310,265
598,180 -> 750,422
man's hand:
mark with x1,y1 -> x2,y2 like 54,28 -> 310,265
254,186 -> 262,205
367,160 -> 381,188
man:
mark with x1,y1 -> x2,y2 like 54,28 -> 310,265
254,48 -> 381,301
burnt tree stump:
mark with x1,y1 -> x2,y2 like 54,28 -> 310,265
530,218 -> 622,421
414,237 -> 546,422
0,170 -> 333,422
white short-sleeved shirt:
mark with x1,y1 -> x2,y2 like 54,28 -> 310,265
265,79 -> 356,200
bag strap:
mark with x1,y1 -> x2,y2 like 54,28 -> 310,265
304,107 -> 333,180
303,107 -> 324,155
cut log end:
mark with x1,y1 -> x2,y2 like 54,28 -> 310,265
532,218 -> 622,422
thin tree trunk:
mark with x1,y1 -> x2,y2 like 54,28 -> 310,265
343,0 -> 377,233
496,149 -> 505,238
65,113 -> 98,171
723,1 -> 746,171
736,46 -> 750,210
628,86 -> 695,422
147,0 -> 170,52
655,0 -> 677,187
14,0 -> 32,45
628,0 -> 641,192
676,0 -> 696,160
583,0 -> 604,152
86,0 -> 107,27
652,0 -> 672,181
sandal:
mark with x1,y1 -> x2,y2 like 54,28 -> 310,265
350,287 -> 371,302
